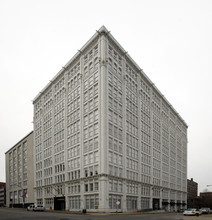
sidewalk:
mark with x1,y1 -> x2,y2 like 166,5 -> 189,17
182,214 -> 212,220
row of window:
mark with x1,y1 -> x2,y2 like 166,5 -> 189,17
108,72 -> 122,91
108,58 -> 122,77
126,110 -> 138,126
84,151 -> 99,165
108,151 -> 123,166
84,182 -> 99,192
109,179 -> 122,193
125,74 -> 137,94
84,109 -> 98,126
108,109 -> 122,127
109,123 -> 122,140
84,59 -> 98,77
84,123 -> 98,139
84,137 -> 98,153
108,45 -> 122,66
108,137 -> 123,153
68,73 -> 81,90
84,72 -> 98,90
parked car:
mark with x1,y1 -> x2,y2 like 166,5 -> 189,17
27,204 -> 35,211
27,204 -> 45,211
178,209 -> 185,213
201,207 -> 210,214
183,208 -> 197,216
34,205 -> 45,211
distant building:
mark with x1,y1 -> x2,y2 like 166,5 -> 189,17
187,178 -> 198,199
33,26 -> 188,212
189,191 -> 212,210
187,178 -> 198,208
0,182 -> 6,207
5,131 -> 34,208
199,192 -> 212,209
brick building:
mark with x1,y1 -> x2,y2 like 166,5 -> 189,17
187,178 -> 198,208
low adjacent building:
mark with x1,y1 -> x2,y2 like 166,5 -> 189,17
0,182 -> 6,207
199,191 -> 212,209
186,179 -> 212,209
5,131 -> 34,208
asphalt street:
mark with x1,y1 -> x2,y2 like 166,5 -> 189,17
0,208 -> 186,220
3,208 -> 212,220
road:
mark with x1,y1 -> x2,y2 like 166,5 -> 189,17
0,208 -> 186,220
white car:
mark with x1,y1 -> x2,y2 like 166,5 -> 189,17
27,204 -> 45,211
34,205 -> 45,211
27,204 -> 35,211
183,208 -> 197,216
201,207 -> 210,214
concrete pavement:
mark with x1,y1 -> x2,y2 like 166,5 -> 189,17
182,214 -> 212,220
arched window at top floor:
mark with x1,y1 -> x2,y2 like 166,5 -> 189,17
89,62 -> 93,73
108,58 -> 112,69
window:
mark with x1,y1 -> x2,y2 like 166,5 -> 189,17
85,184 -> 88,192
90,183 -> 93,191
89,153 -> 93,163
113,63 -> 117,72
94,182 -> 99,191
141,197 -> 150,209
84,66 -> 88,76
94,58 -> 98,69
84,155 -> 88,165
85,195 -> 99,209
118,68 -> 122,76
109,194 -> 122,209
126,196 -> 137,210
108,58 -> 112,69
69,196 -> 81,209
89,62 -> 93,73
94,151 -> 99,162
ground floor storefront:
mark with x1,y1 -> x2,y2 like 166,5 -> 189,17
35,177 -> 187,212
36,195 -> 186,213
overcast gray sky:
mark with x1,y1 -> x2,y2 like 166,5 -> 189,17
1,0 -> 212,194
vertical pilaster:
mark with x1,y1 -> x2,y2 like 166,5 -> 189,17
122,181 -> 127,212
122,55 -> 127,180
80,181 -> 85,209
122,55 -> 127,213
64,70 -> 69,211
149,85 -> 154,210
65,183 -> 69,210
98,31 -> 109,211
99,31 -> 108,175
98,176 -> 109,212
137,71 -> 142,210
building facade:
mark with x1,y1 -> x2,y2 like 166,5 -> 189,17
5,131 -> 34,208
187,178 -> 198,200
199,191 -> 212,209
0,182 -> 6,207
189,191 -> 212,210
187,178 -> 198,208
33,26 -> 187,212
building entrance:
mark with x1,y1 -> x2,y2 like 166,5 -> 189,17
153,198 -> 160,210
54,196 -> 66,210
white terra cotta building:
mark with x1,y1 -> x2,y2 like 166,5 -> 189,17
33,26 -> 188,212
